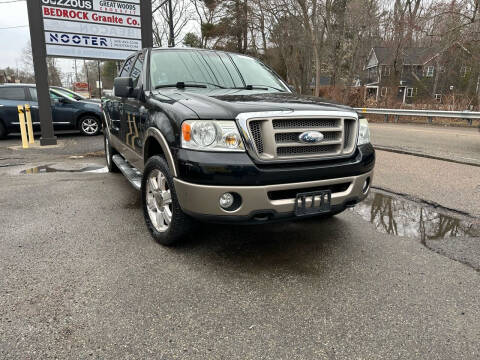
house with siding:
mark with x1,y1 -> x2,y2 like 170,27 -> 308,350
364,45 -> 478,104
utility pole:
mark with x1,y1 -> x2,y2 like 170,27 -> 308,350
152,0 -> 174,47
74,59 -> 78,83
84,60 -> 90,95
168,0 -> 175,47
97,61 -> 102,99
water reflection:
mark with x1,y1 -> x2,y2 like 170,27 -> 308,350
353,191 -> 479,243
21,165 -> 108,174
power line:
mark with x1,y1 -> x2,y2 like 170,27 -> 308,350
0,25 -> 28,30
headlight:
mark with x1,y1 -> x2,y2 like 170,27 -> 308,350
181,120 -> 245,152
357,118 -> 370,145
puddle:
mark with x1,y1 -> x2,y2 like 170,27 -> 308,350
352,191 -> 480,243
21,165 -> 108,174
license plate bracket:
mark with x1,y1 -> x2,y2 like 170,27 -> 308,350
294,190 -> 332,216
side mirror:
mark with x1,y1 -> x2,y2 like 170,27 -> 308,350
114,77 -> 133,98
131,85 -> 145,101
59,97 -> 69,104
288,84 -> 297,93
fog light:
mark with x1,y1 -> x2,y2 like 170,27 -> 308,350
219,193 -> 235,209
362,177 -> 371,194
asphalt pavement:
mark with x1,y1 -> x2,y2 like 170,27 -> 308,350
370,123 -> 480,166
1,131 -> 479,359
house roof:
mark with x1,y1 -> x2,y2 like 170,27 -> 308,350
372,46 -> 437,66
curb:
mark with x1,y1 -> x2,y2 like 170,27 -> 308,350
374,145 -> 480,168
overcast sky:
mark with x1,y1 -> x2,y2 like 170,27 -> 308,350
0,1 -> 31,69
0,1 -> 90,81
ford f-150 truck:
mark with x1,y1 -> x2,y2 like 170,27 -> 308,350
103,48 -> 375,245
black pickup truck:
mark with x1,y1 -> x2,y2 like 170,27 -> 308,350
103,48 -> 375,245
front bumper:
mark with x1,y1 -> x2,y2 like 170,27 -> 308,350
174,170 -> 373,222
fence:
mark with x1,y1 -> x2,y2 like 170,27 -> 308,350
354,108 -> 480,126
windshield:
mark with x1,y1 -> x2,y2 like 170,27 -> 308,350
50,89 -> 75,101
149,49 -> 289,93
54,88 -> 85,100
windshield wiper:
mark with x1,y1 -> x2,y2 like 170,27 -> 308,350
155,82 -> 207,90
231,84 -> 287,92
155,82 -> 228,90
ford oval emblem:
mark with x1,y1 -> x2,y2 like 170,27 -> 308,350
298,131 -> 324,144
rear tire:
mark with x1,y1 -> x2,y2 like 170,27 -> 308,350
79,116 -> 101,136
142,155 -> 193,246
104,133 -> 119,173
0,122 -> 7,139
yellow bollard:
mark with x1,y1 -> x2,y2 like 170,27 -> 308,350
17,105 -> 29,149
24,104 -> 34,144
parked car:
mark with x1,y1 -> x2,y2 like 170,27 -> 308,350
103,48 -> 375,246
0,84 -> 103,138
50,86 -> 105,104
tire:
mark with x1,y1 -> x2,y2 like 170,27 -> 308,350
142,155 -> 193,246
104,133 -> 119,173
0,121 -> 7,139
79,115 -> 101,136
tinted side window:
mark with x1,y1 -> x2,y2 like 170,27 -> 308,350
50,91 -> 62,100
0,87 -> 26,101
29,88 -> 38,102
119,56 -> 135,77
131,53 -> 144,87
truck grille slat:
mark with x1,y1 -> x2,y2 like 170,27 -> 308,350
277,144 -> 339,156
273,118 -> 339,129
247,116 -> 357,161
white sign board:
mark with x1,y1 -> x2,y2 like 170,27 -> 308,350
41,0 -> 141,60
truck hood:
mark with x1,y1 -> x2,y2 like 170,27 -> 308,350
155,90 -> 356,119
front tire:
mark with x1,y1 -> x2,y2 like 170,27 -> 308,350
79,116 -> 101,136
142,155 -> 193,246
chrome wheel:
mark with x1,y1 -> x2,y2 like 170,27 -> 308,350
146,169 -> 172,232
81,118 -> 99,135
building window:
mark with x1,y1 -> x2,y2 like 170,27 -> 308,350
406,88 -> 417,97
381,87 -> 388,97
382,65 -> 391,77
461,66 -> 471,78
438,66 -> 445,73
435,94 -> 442,102
425,66 -> 434,77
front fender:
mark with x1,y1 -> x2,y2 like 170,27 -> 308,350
143,127 -> 178,177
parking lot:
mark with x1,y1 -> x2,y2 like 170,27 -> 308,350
1,130 -> 479,359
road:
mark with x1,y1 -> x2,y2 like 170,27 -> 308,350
370,123 -> 480,166
0,133 -> 479,359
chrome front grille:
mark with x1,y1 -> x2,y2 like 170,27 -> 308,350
245,114 -> 358,161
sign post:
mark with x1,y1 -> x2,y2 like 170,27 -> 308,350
26,0 -> 152,146
26,0 -> 57,146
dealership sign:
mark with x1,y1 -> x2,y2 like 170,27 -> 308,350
41,0 -> 143,60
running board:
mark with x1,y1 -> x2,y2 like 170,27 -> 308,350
112,155 -> 142,191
